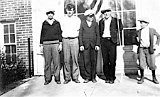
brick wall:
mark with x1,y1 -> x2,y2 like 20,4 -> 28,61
0,0 -> 33,69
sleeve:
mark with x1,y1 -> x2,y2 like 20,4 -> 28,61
99,19 -> 103,37
40,23 -> 44,44
154,29 -> 160,45
79,21 -> 83,46
96,22 -> 100,46
57,22 -> 63,42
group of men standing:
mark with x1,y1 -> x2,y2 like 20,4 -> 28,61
40,4 -> 160,85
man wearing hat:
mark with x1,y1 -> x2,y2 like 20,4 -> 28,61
40,10 -> 62,85
79,9 -> 100,83
136,17 -> 160,84
99,8 -> 123,84
62,4 -> 81,84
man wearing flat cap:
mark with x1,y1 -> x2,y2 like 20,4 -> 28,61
62,3 -> 81,84
79,9 -> 100,83
136,17 -> 160,84
40,10 -> 62,85
99,8 -> 123,84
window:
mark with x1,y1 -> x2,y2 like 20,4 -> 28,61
64,0 -> 137,45
3,23 -> 16,64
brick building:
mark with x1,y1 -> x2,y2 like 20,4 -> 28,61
0,0 -> 32,71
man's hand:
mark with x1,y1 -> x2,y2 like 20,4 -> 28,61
39,44 -> 43,53
95,46 -> 100,51
80,46 -> 84,51
58,43 -> 62,52
153,44 -> 159,50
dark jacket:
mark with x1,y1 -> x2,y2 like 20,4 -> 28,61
99,17 -> 123,44
40,20 -> 62,44
79,20 -> 100,49
137,28 -> 160,54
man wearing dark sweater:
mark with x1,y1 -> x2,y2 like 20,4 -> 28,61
40,10 -> 62,85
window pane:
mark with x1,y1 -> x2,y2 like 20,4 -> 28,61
12,54 -> 16,63
4,35 -> 9,43
10,24 -> 15,33
5,45 -> 10,53
64,0 -> 76,14
123,0 -> 135,10
11,45 -> 16,53
124,29 -> 138,45
6,54 -> 11,64
109,0 -> 121,11
4,25 -> 8,34
123,11 -> 136,28
112,12 -> 122,19
10,34 -> 15,43
76,0 -> 103,14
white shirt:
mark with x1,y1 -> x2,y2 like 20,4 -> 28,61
102,17 -> 112,37
86,21 -> 92,27
62,15 -> 81,38
140,26 -> 150,47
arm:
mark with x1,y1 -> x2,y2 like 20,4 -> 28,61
40,22 -> 44,44
96,22 -> 100,46
154,29 -> 160,45
79,21 -> 83,46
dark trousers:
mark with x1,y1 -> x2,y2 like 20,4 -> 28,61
101,38 -> 117,81
83,45 -> 97,80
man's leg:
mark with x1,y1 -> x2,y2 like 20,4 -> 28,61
43,44 -> 52,85
70,38 -> 80,83
63,39 -> 71,84
52,44 -> 61,84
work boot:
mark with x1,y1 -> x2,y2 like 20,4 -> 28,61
137,77 -> 144,84
152,70 -> 159,84
137,69 -> 144,84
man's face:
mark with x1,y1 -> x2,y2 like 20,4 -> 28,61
103,11 -> 111,19
86,15 -> 94,22
140,21 -> 148,29
47,13 -> 54,20
66,9 -> 74,17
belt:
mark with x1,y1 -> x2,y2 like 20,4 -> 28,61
140,47 -> 149,49
63,37 -> 78,39
102,37 -> 111,40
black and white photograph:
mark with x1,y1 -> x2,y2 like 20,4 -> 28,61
0,0 -> 160,97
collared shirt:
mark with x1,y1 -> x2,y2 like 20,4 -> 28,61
62,15 -> 81,38
86,20 -> 92,27
140,26 -> 150,47
102,17 -> 112,37
46,19 -> 55,25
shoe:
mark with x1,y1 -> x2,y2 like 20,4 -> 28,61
92,79 -> 97,83
137,77 -> 144,84
105,80 -> 110,83
109,80 -> 114,84
74,79 -> 80,83
83,79 -> 89,83
153,77 -> 159,84
56,81 -> 61,84
44,81 -> 50,85
63,80 -> 70,84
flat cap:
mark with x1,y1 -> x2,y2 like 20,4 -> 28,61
84,9 -> 94,16
46,10 -> 55,15
138,17 -> 150,23
101,8 -> 111,14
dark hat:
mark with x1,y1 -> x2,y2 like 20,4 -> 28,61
101,8 -> 111,14
46,10 -> 55,15
66,4 -> 75,11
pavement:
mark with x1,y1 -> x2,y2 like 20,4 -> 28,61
1,70 -> 160,97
